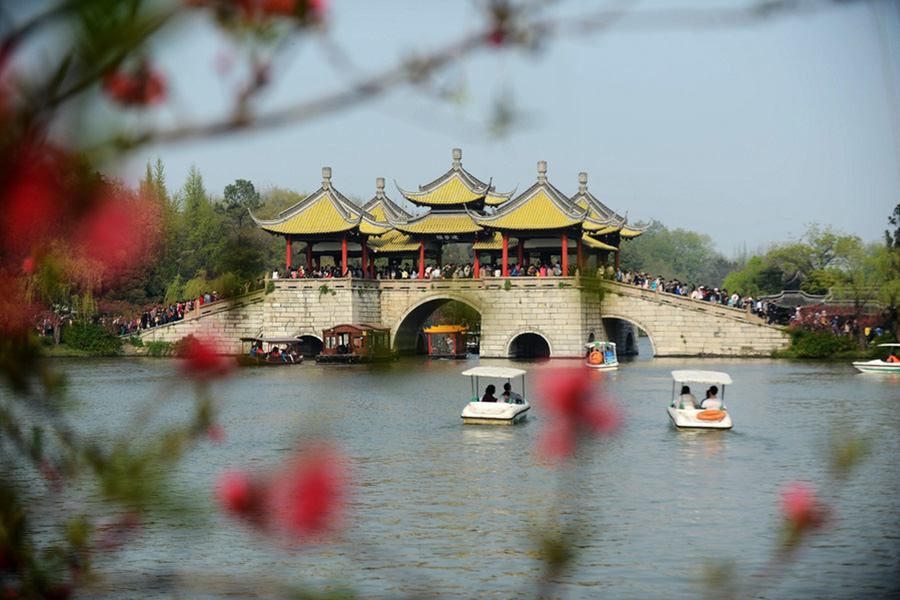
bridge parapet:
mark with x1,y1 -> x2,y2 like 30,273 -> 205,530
605,280 -> 761,323
602,280 -> 787,357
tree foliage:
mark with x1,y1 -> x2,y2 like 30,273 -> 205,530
619,220 -> 735,287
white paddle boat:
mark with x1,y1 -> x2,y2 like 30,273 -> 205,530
667,370 -> 733,430
852,343 -> 900,373
460,366 -> 530,425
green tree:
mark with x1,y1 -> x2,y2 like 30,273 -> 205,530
768,223 -> 860,279
140,158 -> 181,301
886,203 -> 900,249
178,165 -> 226,279
619,220 -> 734,287
873,244 -> 900,341
722,256 -> 784,297
219,179 -> 261,233
800,269 -> 839,295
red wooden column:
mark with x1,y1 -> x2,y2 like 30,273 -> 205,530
285,235 -> 292,269
361,236 -> 368,279
418,238 -> 425,279
502,232 -> 509,277
473,250 -> 480,279
306,244 -> 312,272
518,240 -> 524,268
614,249 -> 620,271
341,234 -> 348,277
561,232 -> 568,276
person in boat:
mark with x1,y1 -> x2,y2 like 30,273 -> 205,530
887,351 -> 900,363
481,384 -> 498,403
677,385 -> 698,409
700,386 -> 722,410
604,347 -> 615,364
501,382 -> 524,405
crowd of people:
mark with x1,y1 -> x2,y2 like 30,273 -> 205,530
613,269 -> 783,324
275,261 -> 570,280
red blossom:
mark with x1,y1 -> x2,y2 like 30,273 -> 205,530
102,64 -> 166,107
0,144 -> 71,256
217,470 -> 260,517
20,256 -> 35,275
268,446 -> 347,537
780,481 -> 825,530
537,367 -> 621,460
179,335 -> 232,381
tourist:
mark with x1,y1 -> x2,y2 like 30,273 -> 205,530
677,385 -> 698,409
481,384 -> 498,403
501,382 -> 524,404
700,386 -> 722,410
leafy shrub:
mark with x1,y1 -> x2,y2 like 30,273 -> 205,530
62,322 -> 122,355
789,330 -> 856,358
128,336 -> 144,347
145,341 -> 173,357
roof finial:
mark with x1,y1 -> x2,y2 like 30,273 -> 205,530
322,167 -> 332,187
452,148 -> 462,169
537,160 -> 547,184
376,177 -> 385,196
579,172 -> 588,193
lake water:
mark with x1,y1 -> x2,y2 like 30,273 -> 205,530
16,343 -> 900,599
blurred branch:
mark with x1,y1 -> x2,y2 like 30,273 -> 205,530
107,0 -> 860,151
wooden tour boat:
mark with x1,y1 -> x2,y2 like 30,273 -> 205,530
424,325 -> 469,359
315,323 -> 398,363
237,337 -> 304,366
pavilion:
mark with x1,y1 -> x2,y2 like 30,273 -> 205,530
250,149 -> 645,278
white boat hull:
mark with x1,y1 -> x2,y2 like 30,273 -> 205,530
461,401 -> 530,425
852,360 -> 900,373
586,360 -> 618,371
667,406 -> 733,430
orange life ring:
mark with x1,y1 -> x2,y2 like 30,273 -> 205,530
697,409 -> 726,421
588,350 -> 603,365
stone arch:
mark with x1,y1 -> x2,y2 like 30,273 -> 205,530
504,329 -> 553,358
391,293 -> 482,355
601,313 -> 656,356
295,333 -> 323,357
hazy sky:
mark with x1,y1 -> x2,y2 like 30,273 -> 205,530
109,0 -> 900,256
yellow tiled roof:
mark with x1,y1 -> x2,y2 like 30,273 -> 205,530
583,224 -> 619,235
474,192 -> 583,230
620,227 -> 645,238
472,232 -> 518,250
403,176 -> 484,206
367,230 -> 421,253
260,196 -> 358,235
359,221 -> 391,236
393,212 -> 483,235
582,234 -> 618,251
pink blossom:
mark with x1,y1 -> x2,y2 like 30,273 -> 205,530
537,367 -> 621,460
216,470 -> 258,517
267,446 -> 347,537
207,424 -> 225,443
179,335 -> 232,381
780,481 -> 825,530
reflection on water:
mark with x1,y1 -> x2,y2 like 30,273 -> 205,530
7,352 -> 899,599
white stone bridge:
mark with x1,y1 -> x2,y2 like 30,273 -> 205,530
137,277 -> 788,358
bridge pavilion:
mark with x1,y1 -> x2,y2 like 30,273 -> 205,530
250,149 -> 645,278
